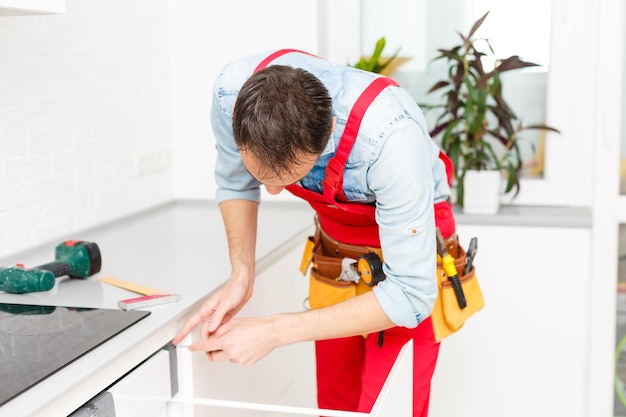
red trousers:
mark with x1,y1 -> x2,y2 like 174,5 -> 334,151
315,317 -> 439,417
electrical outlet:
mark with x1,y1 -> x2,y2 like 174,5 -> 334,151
135,148 -> 172,177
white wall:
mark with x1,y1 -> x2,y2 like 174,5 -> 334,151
169,0 -> 320,200
0,0 -> 325,259
0,0 -> 173,259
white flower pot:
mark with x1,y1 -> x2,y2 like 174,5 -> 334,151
462,170 -> 502,215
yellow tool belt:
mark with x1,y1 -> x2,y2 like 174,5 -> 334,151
433,239 -> 481,341
299,216 -> 380,309
299,217 -> 484,342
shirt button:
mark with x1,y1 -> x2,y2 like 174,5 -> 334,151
411,228 -> 418,235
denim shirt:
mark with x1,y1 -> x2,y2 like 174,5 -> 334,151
212,50 -> 451,328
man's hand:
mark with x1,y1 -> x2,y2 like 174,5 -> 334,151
171,274 -> 253,346
190,316 -> 279,366
175,290 -> 394,367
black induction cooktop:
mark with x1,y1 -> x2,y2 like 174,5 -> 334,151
0,303 -> 150,406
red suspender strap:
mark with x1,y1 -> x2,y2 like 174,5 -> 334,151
254,49 -> 316,73
254,50 -> 401,203
438,150 -> 454,186
323,77 -> 399,201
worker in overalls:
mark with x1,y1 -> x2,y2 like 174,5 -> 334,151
173,49 -> 457,417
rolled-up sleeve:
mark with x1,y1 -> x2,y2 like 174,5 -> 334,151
369,119 -> 440,328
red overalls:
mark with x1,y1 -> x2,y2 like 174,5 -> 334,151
254,50 -> 456,417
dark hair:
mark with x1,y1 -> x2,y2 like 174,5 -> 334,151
233,65 -> 333,180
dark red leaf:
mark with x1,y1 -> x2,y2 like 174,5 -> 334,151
468,11 -> 490,39
522,124 -> 561,134
430,121 -> 450,138
495,55 -> 539,73
427,80 -> 450,93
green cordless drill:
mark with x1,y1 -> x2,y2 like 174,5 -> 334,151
0,240 -> 102,294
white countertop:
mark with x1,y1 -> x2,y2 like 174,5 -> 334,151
0,200 -> 315,417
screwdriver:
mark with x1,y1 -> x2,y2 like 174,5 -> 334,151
436,228 -> 467,309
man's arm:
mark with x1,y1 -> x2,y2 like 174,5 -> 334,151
172,199 -> 259,344
190,291 -> 395,366
220,199 -> 258,290
276,290 -> 394,342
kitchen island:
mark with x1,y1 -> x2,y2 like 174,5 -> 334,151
0,200 -> 316,417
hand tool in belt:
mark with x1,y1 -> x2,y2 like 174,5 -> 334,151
464,237 -> 478,275
337,253 -> 386,287
436,228 -> 467,309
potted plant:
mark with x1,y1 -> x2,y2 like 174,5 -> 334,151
423,11 -> 559,213
353,36 -> 409,76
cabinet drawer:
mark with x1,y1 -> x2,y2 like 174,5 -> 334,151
107,350 -> 172,417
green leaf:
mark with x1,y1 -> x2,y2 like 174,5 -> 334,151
352,36 -> 402,74
481,141 -> 501,170
441,119 -> 461,149
370,37 -> 386,63
448,141 -> 462,176
504,163 -> 517,193
457,171 -> 465,207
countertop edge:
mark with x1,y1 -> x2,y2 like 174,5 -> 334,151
453,205 -> 592,228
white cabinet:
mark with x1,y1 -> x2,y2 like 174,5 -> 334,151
107,350 -> 173,417
178,230 -> 317,416
430,224 -> 591,417
0,0 -> 64,15
68,349 -> 173,417
170,225 -> 417,417
171,215 -> 593,417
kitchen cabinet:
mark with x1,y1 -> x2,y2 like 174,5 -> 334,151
70,349 -> 173,417
0,0 -> 64,15
169,229 -> 416,417
173,226 -> 317,416
107,350 -> 173,417
430,222 -> 591,417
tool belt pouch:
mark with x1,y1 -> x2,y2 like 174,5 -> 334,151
432,238 -> 485,342
307,236 -> 372,310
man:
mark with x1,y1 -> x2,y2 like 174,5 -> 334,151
172,49 -> 456,417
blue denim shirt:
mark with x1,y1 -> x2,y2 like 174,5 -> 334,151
212,50 -> 451,328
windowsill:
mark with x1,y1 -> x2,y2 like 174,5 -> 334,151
454,205 -> 592,228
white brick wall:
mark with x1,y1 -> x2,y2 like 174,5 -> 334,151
0,0 -> 173,259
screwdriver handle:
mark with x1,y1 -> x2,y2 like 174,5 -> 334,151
442,254 -> 467,309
